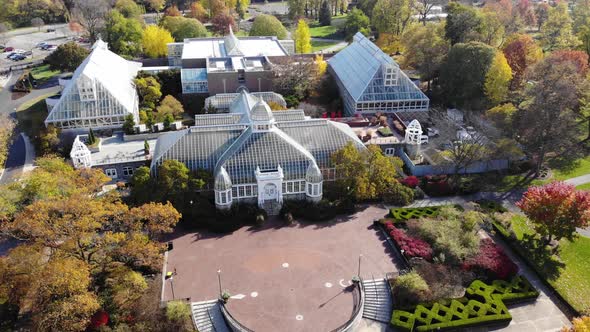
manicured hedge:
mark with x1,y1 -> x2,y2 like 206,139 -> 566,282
476,199 -> 508,213
391,276 -> 539,331
388,205 -> 464,222
466,276 -> 539,305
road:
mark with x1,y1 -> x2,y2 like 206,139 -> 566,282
0,70 -> 59,184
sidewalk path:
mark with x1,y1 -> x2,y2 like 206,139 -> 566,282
564,174 -> 590,187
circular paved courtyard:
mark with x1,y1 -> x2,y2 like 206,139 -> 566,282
163,205 -> 400,332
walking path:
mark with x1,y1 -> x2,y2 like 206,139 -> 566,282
564,174 -> 590,187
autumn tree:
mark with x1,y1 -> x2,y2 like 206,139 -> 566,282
517,0 -> 536,28
294,19 -> 312,53
142,25 -> 174,58
484,52 -> 512,105
540,3 -> 580,51
535,3 -> 549,31
483,0 -> 520,36
0,113 -> 15,169
573,0 -> 590,56
563,316 -> 590,332
479,9 -> 505,48
156,95 -> 184,120
249,14 -> 288,39
211,12 -> 236,35
45,41 -> 90,72
115,0 -> 145,20
146,0 -> 166,16
402,22 -> 448,90
502,33 -> 542,86
440,41 -> 496,108
517,182 -> 590,245
72,0 -> 109,42
517,58 -> 584,174
135,75 -> 162,109
165,5 -> 182,16
545,50 -> 589,76
204,0 -> 227,19
189,1 -> 208,21
331,143 -> 410,203
236,0 -> 249,19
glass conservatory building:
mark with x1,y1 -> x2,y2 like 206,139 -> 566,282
328,33 -> 430,117
151,90 -> 365,214
45,40 -> 141,130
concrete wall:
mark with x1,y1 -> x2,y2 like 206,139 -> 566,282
398,150 -> 509,176
208,70 -> 273,95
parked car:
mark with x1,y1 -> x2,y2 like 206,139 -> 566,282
0,45 -> 5,50
11,54 -> 26,61
46,28 -> 56,32
47,45 -> 57,51
36,42 -> 48,48
4,47 -> 14,52
13,49 -> 26,54
24,50 -> 33,56
5,52 -> 16,58
41,44 -> 53,50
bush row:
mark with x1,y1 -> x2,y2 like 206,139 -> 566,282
391,276 -> 539,331
281,198 -> 355,222
388,205 -> 463,222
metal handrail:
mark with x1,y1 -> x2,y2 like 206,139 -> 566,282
207,306 -> 217,332
329,278 -> 365,332
372,275 -> 380,320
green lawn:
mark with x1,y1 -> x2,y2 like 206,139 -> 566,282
498,214 -> 590,314
550,156 -> 590,181
576,183 -> 590,191
30,64 -> 60,84
16,96 -> 51,138
311,40 -> 339,52
309,24 -> 340,38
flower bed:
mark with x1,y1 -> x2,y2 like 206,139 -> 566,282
391,276 -> 539,331
385,223 -> 433,261
462,238 -> 519,280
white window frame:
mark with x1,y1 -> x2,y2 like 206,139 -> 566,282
105,168 -> 118,179
122,166 -> 134,177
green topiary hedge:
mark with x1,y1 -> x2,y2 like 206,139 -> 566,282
391,276 -> 539,331
388,205 -> 464,222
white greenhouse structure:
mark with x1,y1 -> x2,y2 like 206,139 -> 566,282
45,40 -> 142,130
328,33 -> 430,116
151,90 -> 365,214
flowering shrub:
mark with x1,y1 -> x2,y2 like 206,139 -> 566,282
401,176 -> 419,188
387,224 -> 433,261
89,310 -> 109,329
463,238 -> 518,279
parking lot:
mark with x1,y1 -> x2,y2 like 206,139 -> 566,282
1,26 -> 79,69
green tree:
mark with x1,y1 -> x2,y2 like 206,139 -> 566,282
156,159 -> 190,203
142,25 -> 174,58
573,0 -> 590,56
104,10 -> 143,57
45,42 -> 90,72
288,0 -> 305,19
115,0 -> 145,20
87,127 -> 96,145
156,95 -> 184,120
236,0 -> 249,19
444,2 -> 483,45
440,42 -> 496,107
319,1 -> 331,26
294,19 -> 312,53
344,8 -> 370,41
402,22 -> 449,90
371,0 -> 413,36
105,266 -> 148,314
249,14 -> 288,39
479,10 -> 505,48
38,124 -> 61,156
484,51 -> 512,105
130,166 -> 153,204
485,103 -> 518,132
161,16 -> 208,41
123,114 -> 136,134
540,3 -> 581,51
135,76 -> 162,109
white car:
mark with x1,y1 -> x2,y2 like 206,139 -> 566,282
46,45 -> 57,51
36,42 -> 48,48
13,49 -> 26,54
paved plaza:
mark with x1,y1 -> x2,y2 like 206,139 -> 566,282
163,206 -> 401,332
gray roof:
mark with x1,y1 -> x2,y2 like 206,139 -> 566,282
328,33 -> 428,103
151,91 -> 365,184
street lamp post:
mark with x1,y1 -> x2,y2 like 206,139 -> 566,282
357,254 -> 362,278
217,269 -> 222,297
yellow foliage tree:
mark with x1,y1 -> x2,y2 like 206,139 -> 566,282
142,25 -> 174,58
294,19 -> 312,54
563,316 -> 590,332
484,52 -> 513,105
315,54 -> 327,76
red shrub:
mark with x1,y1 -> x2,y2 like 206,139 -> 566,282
401,176 -> 419,188
388,226 -> 433,261
90,310 -> 109,329
463,238 -> 519,279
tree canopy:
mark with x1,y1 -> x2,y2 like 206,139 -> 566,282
540,3 -> 580,51
344,8 -> 370,42
142,25 -> 174,58
161,16 -> 208,41
445,2 -> 484,45
249,14 -> 288,39
45,42 -> 90,72
104,10 -> 143,57
484,51 -> 513,105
